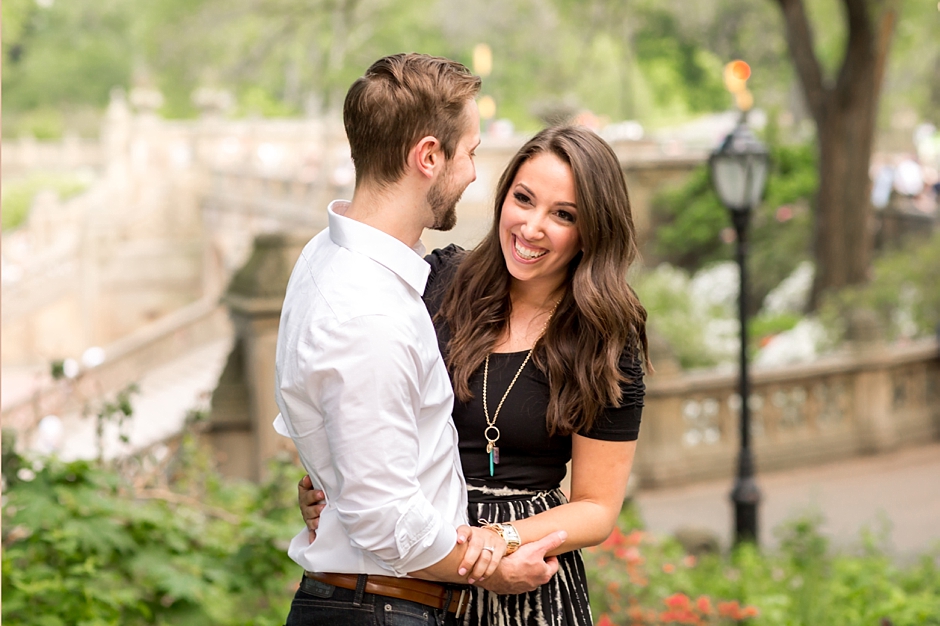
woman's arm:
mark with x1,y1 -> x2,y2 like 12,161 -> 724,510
506,435 -> 636,556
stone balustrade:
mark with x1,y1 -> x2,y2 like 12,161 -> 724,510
1,135 -> 104,176
1,297 -> 231,436
634,337 -> 940,488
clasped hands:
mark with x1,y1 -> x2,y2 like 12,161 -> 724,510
297,475 -> 565,594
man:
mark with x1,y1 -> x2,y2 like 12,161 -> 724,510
274,53 -> 565,626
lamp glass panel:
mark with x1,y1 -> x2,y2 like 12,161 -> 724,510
713,156 -> 748,209
746,155 -> 769,207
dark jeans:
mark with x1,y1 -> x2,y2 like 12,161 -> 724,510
285,575 -> 462,626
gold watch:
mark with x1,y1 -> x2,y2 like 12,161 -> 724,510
478,519 -> 521,555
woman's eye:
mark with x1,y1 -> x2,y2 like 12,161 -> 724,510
513,191 -> 531,204
556,210 -> 576,223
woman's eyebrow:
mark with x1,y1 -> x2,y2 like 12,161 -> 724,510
516,183 -> 577,209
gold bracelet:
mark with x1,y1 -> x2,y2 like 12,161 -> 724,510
478,519 -> 521,555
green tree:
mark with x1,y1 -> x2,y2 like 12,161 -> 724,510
2,0 -> 136,135
773,0 -> 897,309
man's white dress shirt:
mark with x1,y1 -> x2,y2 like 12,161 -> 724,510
273,200 -> 468,577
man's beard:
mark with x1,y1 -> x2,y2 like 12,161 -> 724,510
426,172 -> 462,232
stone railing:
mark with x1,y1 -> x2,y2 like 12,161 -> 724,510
634,337 -> 940,488
2,297 -> 231,437
1,135 -> 104,176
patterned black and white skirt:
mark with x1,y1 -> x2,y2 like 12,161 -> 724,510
463,482 -> 593,626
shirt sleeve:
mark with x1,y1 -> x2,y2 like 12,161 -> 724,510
294,314 -> 457,575
579,347 -> 645,442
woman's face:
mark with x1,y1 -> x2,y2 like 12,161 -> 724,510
499,152 -> 582,293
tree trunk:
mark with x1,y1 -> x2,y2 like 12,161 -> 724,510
811,63 -> 879,308
775,0 -> 896,310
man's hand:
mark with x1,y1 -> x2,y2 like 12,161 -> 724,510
298,475 -> 326,543
476,530 -> 567,594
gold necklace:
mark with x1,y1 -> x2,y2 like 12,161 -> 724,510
482,301 -> 559,477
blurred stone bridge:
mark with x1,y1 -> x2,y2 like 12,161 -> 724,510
1,89 -> 706,465
7,90 -> 936,485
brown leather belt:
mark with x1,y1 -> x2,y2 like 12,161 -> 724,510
305,571 -> 470,617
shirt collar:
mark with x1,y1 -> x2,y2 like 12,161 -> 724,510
327,200 -> 430,295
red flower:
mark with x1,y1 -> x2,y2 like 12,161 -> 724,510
695,596 -> 713,615
742,605 -> 760,618
662,563 -> 676,574
659,609 -> 701,624
622,546 -> 644,565
718,601 -> 743,620
596,614 -> 616,626
664,593 -> 692,610
602,527 -> 627,549
625,529 -> 645,546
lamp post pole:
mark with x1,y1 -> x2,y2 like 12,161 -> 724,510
709,90 -> 768,545
729,207 -> 760,544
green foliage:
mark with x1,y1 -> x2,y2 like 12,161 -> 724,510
632,264 -> 730,370
650,140 -> 816,312
631,8 -> 727,118
651,167 -> 731,269
585,507 -> 940,625
819,230 -> 940,342
748,311 -> 802,352
2,430 -> 306,626
1,0 -> 135,117
1,173 -> 92,231
93,383 -> 140,460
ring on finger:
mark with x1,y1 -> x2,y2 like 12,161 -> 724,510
482,546 -> 495,553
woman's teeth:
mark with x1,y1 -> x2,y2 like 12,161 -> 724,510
515,238 -> 547,260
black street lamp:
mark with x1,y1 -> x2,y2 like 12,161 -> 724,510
709,116 -> 769,545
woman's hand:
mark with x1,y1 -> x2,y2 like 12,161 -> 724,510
455,525 -> 507,583
298,475 -> 326,543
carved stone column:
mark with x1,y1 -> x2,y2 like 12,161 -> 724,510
207,232 -> 311,480
847,309 -> 897,453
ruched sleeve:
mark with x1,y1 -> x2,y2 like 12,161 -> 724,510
578,347 -> 645,441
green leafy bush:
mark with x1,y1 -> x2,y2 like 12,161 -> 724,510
650,142 -> 817,313
820,230 -> 940,342
585,506 -> 940,625
1,431 -> 305,626
1,172 -> 91,231
632,264 -> 735,370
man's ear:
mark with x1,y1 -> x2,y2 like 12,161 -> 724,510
411,135 -> 443,180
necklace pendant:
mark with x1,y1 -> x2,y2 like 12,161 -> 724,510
486,441 -> 494,454
489,449 -> 495,477
492,446 -> 500,465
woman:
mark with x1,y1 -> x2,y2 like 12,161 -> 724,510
302,125 -> 649,625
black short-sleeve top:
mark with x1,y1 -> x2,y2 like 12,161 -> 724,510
424,245 -> 645,491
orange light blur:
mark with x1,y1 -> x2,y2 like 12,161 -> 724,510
730,60 -> 751,81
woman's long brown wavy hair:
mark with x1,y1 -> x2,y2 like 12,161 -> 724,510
439,125 -> 650,436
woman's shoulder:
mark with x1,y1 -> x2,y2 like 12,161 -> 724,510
425,244 -> 467,288
423,244 -> 467,312
425,244 -> 467,273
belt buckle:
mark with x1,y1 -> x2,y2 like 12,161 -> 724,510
454,588 -> 468,618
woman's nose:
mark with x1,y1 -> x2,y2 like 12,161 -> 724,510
520,213 -> 544,240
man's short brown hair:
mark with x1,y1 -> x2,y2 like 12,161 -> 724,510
343,53 -> 481,188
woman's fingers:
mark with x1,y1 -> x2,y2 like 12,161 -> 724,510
472,538 -> 506,582
297,475 -> 326,543
456,526 -> 482,578
461,527 -> 505,583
